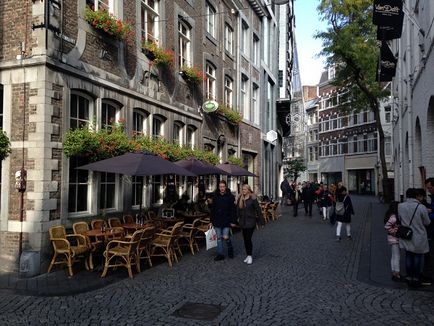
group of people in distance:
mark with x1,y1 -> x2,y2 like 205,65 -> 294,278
280,178 -> 355,241
384,178 -> 434,288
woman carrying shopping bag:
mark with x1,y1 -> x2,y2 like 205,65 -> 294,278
236,184 -> 265,265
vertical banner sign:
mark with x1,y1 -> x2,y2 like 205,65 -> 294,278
372,0 -> 404,40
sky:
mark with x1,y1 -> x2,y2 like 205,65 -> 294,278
293,0 -> 328,86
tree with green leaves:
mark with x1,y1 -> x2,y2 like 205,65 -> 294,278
316,0 -> 392,201
283,157 -> 306,184
0,129 -> 11,161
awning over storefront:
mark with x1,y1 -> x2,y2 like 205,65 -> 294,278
373,0 -> 404,40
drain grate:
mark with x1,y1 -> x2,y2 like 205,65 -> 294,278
173,302 -> 224,321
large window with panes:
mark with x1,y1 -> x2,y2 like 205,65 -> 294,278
205,2 -> 216,38
152,115 -> 164,139
205,62 -> 216,99
101,101 -> 119,130
224,76 -> 233,108
141,0 -> 160,43
186,125 -> 195,149
88,0 -> 113,13
224,24 -> 233,55
241,75 -> 248,120
173,122 -> 183,145
179,20 -> 191,67
252,84 -> 259,125
132,109 -> 148,137
241,21 -> 249,56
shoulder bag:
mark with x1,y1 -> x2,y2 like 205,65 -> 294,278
396,204 -> 419,240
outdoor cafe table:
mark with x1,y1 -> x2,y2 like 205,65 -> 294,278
122,223 -> 153,235
152,217 -> 183,228
180,212 -> 208,224
84,228 -> 124,243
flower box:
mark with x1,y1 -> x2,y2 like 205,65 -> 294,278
180,65 -> 206,84
141,40 -> 174,69
84,6 -> 133,40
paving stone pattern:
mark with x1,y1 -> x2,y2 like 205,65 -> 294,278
1,196 -> 434,325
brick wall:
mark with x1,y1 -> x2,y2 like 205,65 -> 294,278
0,0 -> 33,61
11,84 -> 30,142
124,0 -> 137,79
0,231 -> 29,272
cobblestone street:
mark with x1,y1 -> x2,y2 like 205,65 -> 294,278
1,196 -> 434,325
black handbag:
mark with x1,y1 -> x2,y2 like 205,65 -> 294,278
396,204 -> 419,240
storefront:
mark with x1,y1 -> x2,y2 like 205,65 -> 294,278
348,169 -> 375,194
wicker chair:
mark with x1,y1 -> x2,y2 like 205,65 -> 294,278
137,226 -> 156,271
123,215 -> 134,224
150,222 -> 184,267
48,225 -> 90,276
91,219 -> 106,230
270,202 -> 280,220
108,217 -> 122,228
72,221 -> 102,270
178,218 -> 201,255
101,229 -> 144,279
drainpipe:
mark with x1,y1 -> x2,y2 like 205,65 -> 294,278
405,5 -> 414,188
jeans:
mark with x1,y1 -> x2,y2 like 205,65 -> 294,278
304,200 -> 313,215
242,228 -> 255,255
214,227 -> 232,256
390,244 -> 400,273
405,251 -> 424,280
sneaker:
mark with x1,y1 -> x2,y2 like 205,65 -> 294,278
246,256 -> 253,265
336,236 -> 341,242
214,255 -> 225,261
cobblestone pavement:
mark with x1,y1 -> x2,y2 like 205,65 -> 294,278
1,196 -> 434,325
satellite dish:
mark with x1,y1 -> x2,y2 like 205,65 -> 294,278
202,100 -> 219,113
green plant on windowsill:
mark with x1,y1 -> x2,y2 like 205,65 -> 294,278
141,40 -> 174,69
228,155 -> 243,167
0,129 -> 11,161
217,104 -> 243,125
180,65 -> 206,84
84,6 -> 133,40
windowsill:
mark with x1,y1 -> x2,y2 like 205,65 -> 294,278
225,50 -> 235,61
205,33 -> 218,46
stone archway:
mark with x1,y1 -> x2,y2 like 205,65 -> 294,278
414,117 -> 423,187
427,96 -> 434,178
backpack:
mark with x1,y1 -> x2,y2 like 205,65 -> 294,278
335,197 -> 346,216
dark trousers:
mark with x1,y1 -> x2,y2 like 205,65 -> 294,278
304,200 -> 313,215
242,228 -> 255,255
405,251 -> 424,280
293,201 -> 300,216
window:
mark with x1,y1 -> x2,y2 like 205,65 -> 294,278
133,109 -> 148,137
385,106 -> 391,123
152,116 -> 164,139
252,84 -> 259,125
224,24 -> 233,54
205,2 -> 216,38
179,20 -> 191,67
186,126 -> 195,149
99,172 -> 116,210
132,176 -> 143,207
70,94 -> 91,129
241,21 -> 249,55
101,101 -> 118,130
385,136 -> 392,155
90,0 -> 112,12
173,122 -> 182,145
205,62 -> 216,99
141,0 -> 160,43
241,76 -> 248,120
68,157 -> 89,213
353,113 -> 358,125
253,34 -> 260,65
224,77 -> 233,108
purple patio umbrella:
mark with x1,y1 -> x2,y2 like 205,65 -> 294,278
77,152 -> 196,216
175,157 -> 227,176
216,162 -> 257,177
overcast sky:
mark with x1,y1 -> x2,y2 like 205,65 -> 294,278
294,0 -> 328,86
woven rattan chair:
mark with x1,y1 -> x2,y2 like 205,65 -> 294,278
108,217 -> 122,228
48,225 -> 90,276
150,222 -> 184,267
270,202 -> 280,221
101,229 -> 144,279
137,226 -> 156,271
123,215 -> 134,224
72,221 -> 102,270
178,218 -> 201,255
91,219 -> 106,230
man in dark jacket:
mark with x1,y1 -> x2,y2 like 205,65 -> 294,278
209,180 -> 236,261
302,181 -> 315,216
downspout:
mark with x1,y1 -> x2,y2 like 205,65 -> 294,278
236,10 -> 242,193
405,5 -> 414,187
397,33 -> 404,202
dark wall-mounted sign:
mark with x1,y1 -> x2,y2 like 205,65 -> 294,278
373,0 -> 404,40
376,41 -> 397,82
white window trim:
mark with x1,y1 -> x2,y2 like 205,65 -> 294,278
141,0 -> 160,44
225,24 -> 233,55
133,109 -> 148,137
205,2 -> 216,38
179,19 -> 191,67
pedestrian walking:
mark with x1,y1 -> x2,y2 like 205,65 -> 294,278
291,183 -> 302,217
318,184 -> 333,221
208,180 -> 237,261
236,184 -> 265,265
398,188 -> 431,287
335,186 -> 354,241
302,181 -> 315,217
384,201 -> 401,281
280,177 -> 291,206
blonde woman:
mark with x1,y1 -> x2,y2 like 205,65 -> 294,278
236,184 -> 265,265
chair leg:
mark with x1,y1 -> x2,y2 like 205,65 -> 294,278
136,252 -> 141,273
89,252 -> 94,270
67,255 -> 74,277
127,259 -> 133,279
47,253 -> 57,273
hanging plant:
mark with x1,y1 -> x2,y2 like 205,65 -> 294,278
217,104 -> 243,125
84,6 -> 133,40
180,65 -> 206,84
228,155 -> 243,167
142,40 -> 174,69
0,129 -> 11,161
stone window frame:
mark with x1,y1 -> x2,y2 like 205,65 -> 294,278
224,23 -> 234,55
205,1 -> 217,39
252,33 -> 260,66
178,18 -> 192,67
132,108 -> 149,138
141,0 -> 160,44
252,83 -> 260,125
240,74 -> 249,120
205,61 -> 217,100
173,120 -> 184,145
224,76 -> 233,108
240,20 -> 249,57
186,125 -> 196,149
152,114 -> 166,139
101,100 -> 121,130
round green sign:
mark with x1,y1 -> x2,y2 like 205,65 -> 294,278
202,100 -> 219,113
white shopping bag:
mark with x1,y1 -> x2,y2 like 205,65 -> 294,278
205,227 -> 217,250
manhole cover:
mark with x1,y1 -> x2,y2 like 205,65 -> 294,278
173,302 -> 223,321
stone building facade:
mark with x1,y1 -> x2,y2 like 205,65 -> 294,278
0,0 -> 271,272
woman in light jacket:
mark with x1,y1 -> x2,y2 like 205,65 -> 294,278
384,201 -> 401,281
236,184 -> 265,265
398,188 -> 431,287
